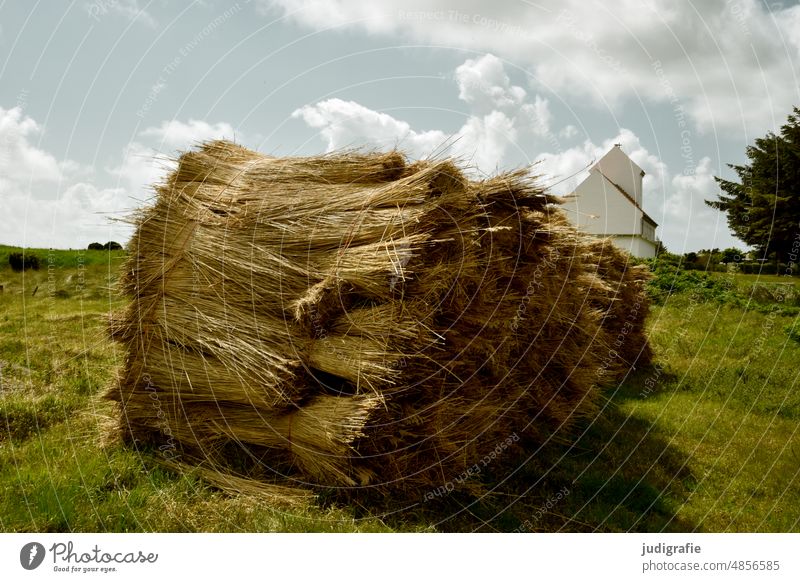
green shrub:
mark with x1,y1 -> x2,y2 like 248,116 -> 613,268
88,242 -> 123,251
644,261 -> 738,305
644,259 -> 800,316
738,262 -> 797,275
8,252 -> 40,272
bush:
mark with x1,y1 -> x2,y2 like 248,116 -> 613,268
8,252 -> 40,272
644,260 -> 738,305
88,242 -> 123,251
644,260 -> 800,314
737,262 -> 797,275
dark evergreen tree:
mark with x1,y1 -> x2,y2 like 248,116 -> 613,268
707,107 -> 800,264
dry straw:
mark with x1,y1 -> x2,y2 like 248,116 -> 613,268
106,140 -> 652,499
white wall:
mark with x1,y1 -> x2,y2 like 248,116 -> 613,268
561,170 -> 642,236
610,235 -> 657,258
641,219 -> 656,243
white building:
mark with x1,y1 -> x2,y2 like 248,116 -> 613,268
561,145 -> 658,258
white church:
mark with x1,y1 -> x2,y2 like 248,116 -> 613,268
560,145 -> 659,258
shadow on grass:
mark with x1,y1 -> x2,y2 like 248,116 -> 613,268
67,364 -> 697,533
339,365 -> 698,532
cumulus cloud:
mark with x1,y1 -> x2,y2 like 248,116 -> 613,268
110,141 -> 173,199
139,119 -> 237,150
294,98 -> 518,172
112,119 -> 239,199
454,54 -> 553,140
520,95 -> 552,138
0,107 -> 64,184
293,99 -> 448,155
665,157 -> 738,252
294,54 -> 558,172
265,0 -> 800,135
0,181 -> 128,250
86,0 -> 157,28
559,125 -> 578,139
0,106 -> 130,248
455,53 -> 526,110
0,111 -> 238,248
456,110 -> 516,170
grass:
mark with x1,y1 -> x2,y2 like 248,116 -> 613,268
0,249 -> 798,532
622,293 -> 799,531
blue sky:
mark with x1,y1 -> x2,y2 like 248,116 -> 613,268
1,0 -> 798,251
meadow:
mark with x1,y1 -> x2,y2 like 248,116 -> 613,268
0,245 -> 797,532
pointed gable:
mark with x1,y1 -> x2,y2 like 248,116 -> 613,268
590,144 -> 645,206
591,144 -> 645,177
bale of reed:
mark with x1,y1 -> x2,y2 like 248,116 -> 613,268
105,140 -> 651,498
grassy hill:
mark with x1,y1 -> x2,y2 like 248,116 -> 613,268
0,249 -> 797,531
0,244 -> 126,269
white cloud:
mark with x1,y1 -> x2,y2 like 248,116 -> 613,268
665,157 -> 740,252
455,53 -> 526,110
293,98 -> 448,155
113,119 -> 240,200
257,0 -> 397,32
0,107 -> 130,248
2,182 -> 129,250
293,98 -> 517,173
520,95 -> 552,138
265,0 -> 800,135
87,0 -> 157,28
456,110 -> 516,171
454,54 -> 554,140
114,0 -> 157,27
0,107 -> 64,184
110,141 -> 173,199
559,125 -> 578,139
294,54 -> 558,172
0,111 -> 238,248
139,119 -> 237,151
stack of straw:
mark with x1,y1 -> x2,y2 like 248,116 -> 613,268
106,140 -> 651,498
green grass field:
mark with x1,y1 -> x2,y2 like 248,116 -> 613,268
0,246 -> 798,532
